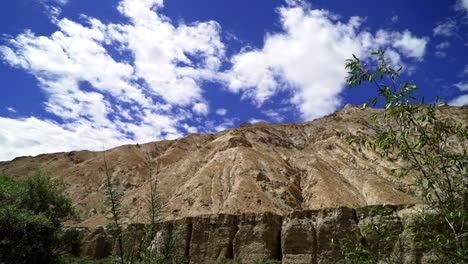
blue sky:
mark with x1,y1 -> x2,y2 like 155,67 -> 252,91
0,0 -> 467,161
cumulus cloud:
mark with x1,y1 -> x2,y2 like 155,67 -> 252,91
192,102 -> 209,116
0,0 -> 430,160
115,0 -> 224,106
0,0 -> 225,160
223,6 -> 428,120
393,31 -> 428,59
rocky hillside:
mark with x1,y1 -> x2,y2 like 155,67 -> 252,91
1,105 -> 466,229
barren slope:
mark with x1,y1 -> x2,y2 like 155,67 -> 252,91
1,105 -> 466,228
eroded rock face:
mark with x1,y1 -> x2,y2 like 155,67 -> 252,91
78,205 -> 432,264
281,211 -> 316,264
233,212 -> 282,263
189,214 -> 238,264
315,207 -> 358,263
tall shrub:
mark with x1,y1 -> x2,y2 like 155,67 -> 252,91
341,51 -> 467,263
0,173 -> 77,264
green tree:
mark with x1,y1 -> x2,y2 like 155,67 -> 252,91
342,51 -> 467,263
101,151 -> 187,264
0,173 -> 78,264
136,152 -> 188,264
101,154 -> 125,264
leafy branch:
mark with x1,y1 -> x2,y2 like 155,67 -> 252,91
343,50 -> 467,263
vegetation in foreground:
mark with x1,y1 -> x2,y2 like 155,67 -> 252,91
0,172 -> 80,264
62,258 -> 280,264
337,50 -> 467,263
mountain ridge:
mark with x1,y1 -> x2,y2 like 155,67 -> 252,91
1,104 -> 466,228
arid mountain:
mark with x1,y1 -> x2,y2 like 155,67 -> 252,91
1,105 -> 466,229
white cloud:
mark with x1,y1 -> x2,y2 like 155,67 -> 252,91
449,95 -> 468,106
391,15 -> 399,23
53,0 -> 69,5
0,0 -> 225,161
433,19 -> 457,37
0,113 -> 185,160
450,79 -> 468,106
382,49 -> 403,67
0,109 -> 186,161
44,6 -> 62,20
0,46 -> 21,66
182,124 -> 198,134
370,30 -> 428,61
434,41 -> 450,58
455,0 -> 468,12
0,117 -> 132,161
435,41 -> 450,50
0,0 -> 431,160
215,108 -> 227,116
212,119 -> 235,132
39,0 -> 69,19
262,109 -> 284,123
285,0 -> 310,9
192,102 -> 209,116
40,0 -> 69,6
393,31 -> 428,59
1,19 -> 148,124
248,118 -> 266,124
454,82 -> 468,91
114,0 -> 224,106
6,107 -> 17,113
223,6 -> 427,120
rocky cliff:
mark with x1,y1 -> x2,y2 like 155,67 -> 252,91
78,204 -> 433,264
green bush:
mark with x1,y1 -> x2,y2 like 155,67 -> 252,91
0,205 -> 56,263
0,173 -> 77,264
